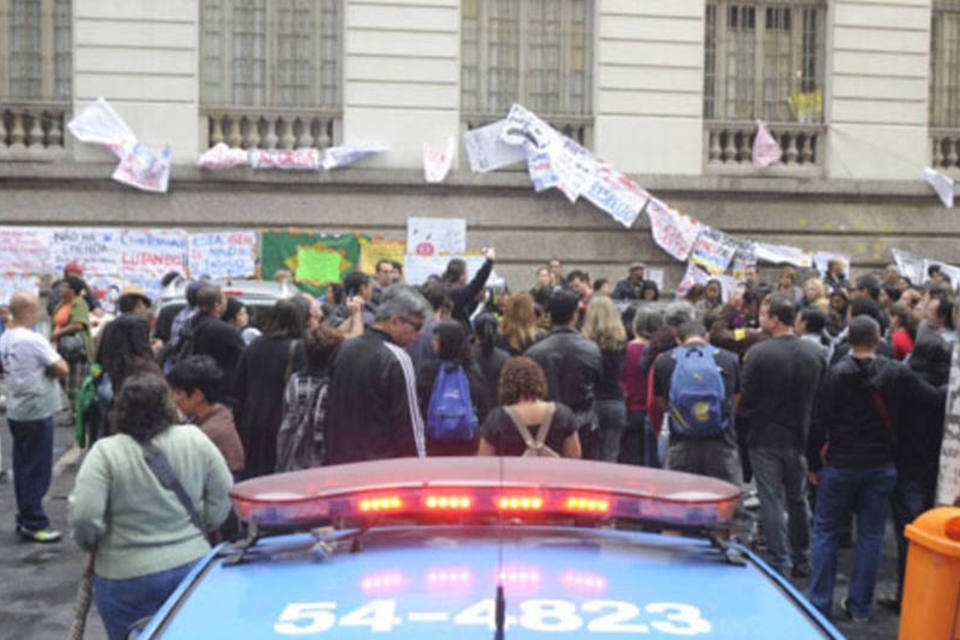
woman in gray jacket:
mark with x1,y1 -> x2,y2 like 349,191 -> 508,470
69,372 -> 233,640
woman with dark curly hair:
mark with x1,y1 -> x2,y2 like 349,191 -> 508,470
69,372 -> 232,640
476,356 -> 581,457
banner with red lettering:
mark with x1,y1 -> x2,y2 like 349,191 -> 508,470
645,198 -> 702,262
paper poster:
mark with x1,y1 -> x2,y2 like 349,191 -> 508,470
112,143 -> 171,193
729,242 -> 758,279
260,231 -> 361,296
527,149 -> 560,192
120,228 -> 188,279
646,269 -> 664,292
551,137 -> 597,203
500,103 -> 559,151
406,217 -> 466,256
188,231 -> 258,279
0,274 -> 39,305
0,227 -> 50,274
675,262 -> 711,297
813,252 -> 851,279
321,144 -> 388,170
198,142 -> 249,170
49,227 -> 123,276
754,242 -> 813,268
938,338 -> 960,505
359,237 -> 406,275
689,227 -> 738,275
405,254 -> 501,288
892,248 -> 926,285
924,167 -> 955,208
645,199 -> 701,262
462,119 -> 526,173
85,274 -> 124,315
424,136 -> 455,183
250,149 -> 321,171
584,160 -> 649,228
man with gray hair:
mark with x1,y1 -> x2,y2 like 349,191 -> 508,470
325,285 -> 431,464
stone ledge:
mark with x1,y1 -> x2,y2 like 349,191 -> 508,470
0,160 -> 946,199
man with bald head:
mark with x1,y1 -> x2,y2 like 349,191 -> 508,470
0,291 -> 68,542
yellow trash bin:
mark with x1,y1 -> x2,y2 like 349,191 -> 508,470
900,507 -> 960,640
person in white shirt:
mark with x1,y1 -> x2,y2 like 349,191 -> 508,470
0,291 -> 68,542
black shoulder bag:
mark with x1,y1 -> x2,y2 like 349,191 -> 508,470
141,442 -> 206,535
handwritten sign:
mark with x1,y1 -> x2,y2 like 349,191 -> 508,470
463,119 -> 526,173
754,242 -> 813,269
250,149 -> 321,171
407,217 -> 466,256
0,227 -> 50,274
938,338 -> 960,504
690,227 -> 738,275
49,227 -> 123,276
0,274 -> 39,305
584,161 -> 649,228
527,149 -> 560,193
120,229 -> 187,279
645,199 -> 701,262
189,231 -> 257,279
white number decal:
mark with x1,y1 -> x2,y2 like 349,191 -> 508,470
519,599 -> 583,632
582,600 -> 649,633
339,600 -> 400,633
274,602 -> 336,635
646,603 -> 712,636
453,598 -> 497,629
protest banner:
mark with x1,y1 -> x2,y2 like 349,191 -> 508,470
729,241 -> 758,279
500,103 -> 559,151
527,149 -> 560,193
892,248 -> 926,285
754,242 -> 813,268
645,199 -> 701,262
189,231 -> 258,279
407,217 -> 466,256
321,144 -> 388,170
0,227 -> 50,275
49,227 -> 124,276
112,143 -> 171,193
551,137 -> 596,203
584,160 -> 648,228
752,121 -> 782,170
689,226 -> 738,275
938,338 -> 960,505
0,274 -> 39,305
250,149 -> 321,171
424,137 -> 455,183
359,237 -> 406,275
924,167 -> 955,208
462,119 -> 526,172
198,142 -> 249,170
120,229 -> 188,281
260,230 -> 361,296
675,262 -> 711,297
85,274 -> 124,315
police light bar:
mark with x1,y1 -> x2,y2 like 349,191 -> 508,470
230,458 -> 740,530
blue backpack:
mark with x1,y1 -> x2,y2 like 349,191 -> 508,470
667,344 -> 729,438
426,362 -> 477,441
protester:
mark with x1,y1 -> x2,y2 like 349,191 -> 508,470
801,277 -> 827,309
807,317 -> 944,622
620,307 -> 663,466
740,294 -> 826,577
498,291 -> 543,356
46,260 -> 101,316
325,285 -> 431,464
167,355 -> 245,478
823,259 -> 850,293
611,262 -> 646,301
698,279 -> 723,312
525,289 -> 602,460
442,247 -> 496,330
778,267 -> 804,305
276,325 -> 344,472
641,281 -> 660,301
653,321 -> 741,483
548,258 -> 564,288
477,356 -> 581,458
162,280 -> 206,364
334,271 -> 376,328
233,298 -> 307,478
69,372 -> 232,640
796,308 -> 829,355
889,302 -> 917,361
471,313 -> 510,413
182,285 -> 245,403
416,321 -> 489,455
0,291 -> 68,542
407,280 -> 451,370
593,278 -> 612,296
582,295 -> 628,462
51,275 -> 94,418
370,259 -> 397,306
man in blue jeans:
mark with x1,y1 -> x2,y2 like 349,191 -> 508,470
807,316 -> 945,622
0,291 -> 69,542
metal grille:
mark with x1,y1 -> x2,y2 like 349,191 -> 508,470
200,0 -> 341,109
704,0 -> 824,122
931,1 -> 960,127
461,0 -> 593,117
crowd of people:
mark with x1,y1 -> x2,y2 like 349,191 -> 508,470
0,251 -> 956,635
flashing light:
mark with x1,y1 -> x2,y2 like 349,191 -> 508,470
563,496 -> 611,513
425,495 -> 472,510
497,495 -> 544,511
561,571 -> 607,591
498,568 -> 542,584
360,572 -> 406,592
427,568 -> 472,584
359,496 -> 403,512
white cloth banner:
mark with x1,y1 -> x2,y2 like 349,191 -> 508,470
250,149 -> 321,170
582,161 -> 649,228
676,262 -> 711,297
752,121 -> 782,169
892,248 -> 926,285
198,142 -> 249,170
463,119 -> 526,173
321,144 -> 389,170
754,242 -> 813,268
112,143 -> 171,193
924,167 -> 955,208
188,231 -> 258,279
645,198 -> 702,261
423,136 -> 456,183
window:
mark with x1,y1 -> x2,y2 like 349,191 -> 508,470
461,0 -> 593,118
1,0 -> 72,101
200,0 -> 341,109
703,1 -> 824,122
931,1 -> 960,128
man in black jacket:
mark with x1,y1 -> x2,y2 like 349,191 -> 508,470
325,285 -> 431,465
184,285 -> 246,405
442,247 -> 495,330
807,316 -> 945,622
611,262 -> 646,301
525,289 -> 602,459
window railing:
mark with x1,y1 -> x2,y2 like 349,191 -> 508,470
704,120 -> 824,174
462,112 -> 593,148
202,107 -> 340,150
0,101 -> 70,160
931,128 -> 960,171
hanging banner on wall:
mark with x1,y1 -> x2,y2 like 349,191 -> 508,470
49,227 -> 123,276
188,231 -> 258,279
645,198 -> 702,261
0,227 -> 50,275
462,119 -> 527,173
359,237 -> 406,276
583,160 -> 649,228
250,149 -> 322,171
754,242 -> 813,268
0,274 -> 39,305
729,241 -> 758,279
675,262 -> 711,297
120,229 -> 187,279
689,226 -> 738,275
261,230 -> 361,296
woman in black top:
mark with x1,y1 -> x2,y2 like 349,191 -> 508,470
581,295 -> 627,462
477,356 -> 580,457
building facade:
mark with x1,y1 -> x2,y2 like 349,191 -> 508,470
1,0 -> 958,287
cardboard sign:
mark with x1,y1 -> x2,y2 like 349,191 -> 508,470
406,217 -> 466,256
689,226 -> 738,275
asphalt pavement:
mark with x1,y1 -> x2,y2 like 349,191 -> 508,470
0,409 -> 903,640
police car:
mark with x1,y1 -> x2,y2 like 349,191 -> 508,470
136,458 -> 842,638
